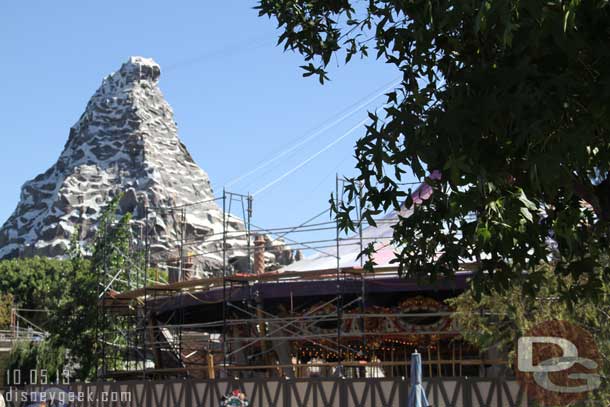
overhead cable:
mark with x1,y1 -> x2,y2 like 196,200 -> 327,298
252,117 -> 371,197
225,78 -> 400,188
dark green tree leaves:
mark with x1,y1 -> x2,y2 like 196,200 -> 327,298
258,0 -> 610,296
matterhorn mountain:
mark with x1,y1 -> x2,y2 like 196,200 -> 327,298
0,56 -> 293,277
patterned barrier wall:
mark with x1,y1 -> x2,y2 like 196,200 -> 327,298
1,377 -> 528,407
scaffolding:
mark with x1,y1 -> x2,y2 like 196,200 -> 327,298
97,180 -> 495,381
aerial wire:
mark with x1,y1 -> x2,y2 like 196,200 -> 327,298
164,36 -> 273,72
224,77 -> 400,188
252,115 -> 373,197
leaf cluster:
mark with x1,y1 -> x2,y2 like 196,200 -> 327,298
258,0 -> 610,296
1,195 -> 140,380
449,264 -> 610,405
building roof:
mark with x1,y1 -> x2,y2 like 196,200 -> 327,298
284,173 -> 439,272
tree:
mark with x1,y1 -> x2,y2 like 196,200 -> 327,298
1,196 -> 139,380
257,1 -> 610,296
48,194 -> 136,379
0,258 -> 85,380
0,293 -> 13,329
0,257 -> 72,327
449,265 -> 610,405
7,341 -> 69,384
45,256 -> 98,380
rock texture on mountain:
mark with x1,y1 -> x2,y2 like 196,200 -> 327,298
0,56 -> 292,277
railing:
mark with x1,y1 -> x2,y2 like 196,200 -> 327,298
0,329 -> 46,351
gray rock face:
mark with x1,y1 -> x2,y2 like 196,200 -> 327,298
0,56 -> 291,277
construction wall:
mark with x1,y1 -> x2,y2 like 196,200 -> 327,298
3,377 -> 528,407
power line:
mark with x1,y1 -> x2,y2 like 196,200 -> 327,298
164,36 -> 273,73
253,117 -> 371,197
224,78 -> 400,188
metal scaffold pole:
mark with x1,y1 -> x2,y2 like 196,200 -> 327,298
143,205 -> 149,380
179,207 -> 186,366
247,194 -> 253,274
95,232 -> 102,380
179,207 -> 185,282
358,180 -> 366,351
335,174 -> 343,365
102,220 -> 109,376
222,188 -> 228,371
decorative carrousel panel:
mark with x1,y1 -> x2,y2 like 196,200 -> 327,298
295,296 -> 454,339
293,296 -> 457,361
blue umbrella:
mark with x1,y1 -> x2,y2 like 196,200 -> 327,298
407,350 -> 430,407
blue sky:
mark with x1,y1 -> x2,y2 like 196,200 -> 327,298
0,1 -> 406,236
